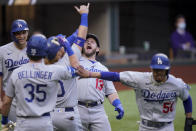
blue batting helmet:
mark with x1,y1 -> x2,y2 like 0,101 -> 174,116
11,19 -> 29,43
150,53 -> 170,70
26,34 -> 47,57
46,36 -> 62,60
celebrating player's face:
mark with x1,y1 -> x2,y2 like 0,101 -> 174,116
14,30 -> 28,45
83,38 -> 99,57
152,69 -> 167,83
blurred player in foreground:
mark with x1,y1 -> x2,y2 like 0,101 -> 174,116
46,3 -> 90,131
0,19 -> 29,122
77,33 -> 124,131
77,53 -> 195,131
0,34 -> 81,131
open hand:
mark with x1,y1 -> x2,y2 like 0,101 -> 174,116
74,3 -> 90,14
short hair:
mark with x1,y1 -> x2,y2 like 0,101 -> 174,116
27,54 -> 43,61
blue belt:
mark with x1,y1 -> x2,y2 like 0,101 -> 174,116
53,107 -> 74,112
78,100 -> 103,108
17,112 -> 50,118
42,112 -> 50,116
65,107 -> 74,112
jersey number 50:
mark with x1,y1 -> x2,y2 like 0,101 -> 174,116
163,102 -> 174,113
24,83 -> 47,102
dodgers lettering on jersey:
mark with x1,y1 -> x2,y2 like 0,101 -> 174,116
141,89 -> 177,102
85,66 -> 103,73
18,70 -> 52,80
5,57 -> 29,71
77,57 -> 116,102
119,71 -> 190,122
0,42 -> 29,90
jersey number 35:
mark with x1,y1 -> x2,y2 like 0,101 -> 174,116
24,83 -> 47,102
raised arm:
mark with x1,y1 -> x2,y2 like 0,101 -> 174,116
57,36 -> 79,69
74,3 -> 90,51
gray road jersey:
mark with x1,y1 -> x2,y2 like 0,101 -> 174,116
0,42 -> 29,90
77,57 -> 117,102
55,44 -> 81,107
120,71 -> 190,122
5,62 -> 73,116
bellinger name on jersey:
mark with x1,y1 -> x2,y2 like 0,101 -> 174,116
18,70 -> 53,80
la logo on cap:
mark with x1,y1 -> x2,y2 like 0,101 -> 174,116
17,22 -> 22,28
157,57 -> 162,65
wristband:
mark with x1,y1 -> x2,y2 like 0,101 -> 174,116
1,116 -> 8,125
75,37 -> 85,47
80,13 -> 88,27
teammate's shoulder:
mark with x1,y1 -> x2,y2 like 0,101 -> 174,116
96,61 -> 109,70
10,64 -> 25,77
120,71 -> 150,78
47,64 -> 65,71
168,74 -> 186,88
0,42 -> 14,49
168,74 -> 183,82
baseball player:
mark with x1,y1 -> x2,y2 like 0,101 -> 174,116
77,34 -> 124,131
0,19 -> 29,122
0,34 -> 80,131
77,53 -> 195,131
45,3 -> 90,131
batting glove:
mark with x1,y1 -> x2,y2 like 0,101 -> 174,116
184,117 -> 195,131
112,99 -> 124,120
57,36 -> 74,56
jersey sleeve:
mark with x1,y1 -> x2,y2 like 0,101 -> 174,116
0,47 -> 3,76
72,44 -> 82,59
178,79 -> 190,101
104,80 -> 117,96
54,65 -> 75,80
119,71 -> 141,88
5,74 -> 15,98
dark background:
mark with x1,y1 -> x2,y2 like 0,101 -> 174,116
1,0 -> 196,57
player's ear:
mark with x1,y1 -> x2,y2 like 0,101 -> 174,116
96,47 -> 99,53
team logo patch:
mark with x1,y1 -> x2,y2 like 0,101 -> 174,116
157,57 -> 162,64
51,38 -> 60,46
17,22 -> 22,28
31,49 -> 37,56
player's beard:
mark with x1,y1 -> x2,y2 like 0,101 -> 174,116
83,48 -> 97,58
